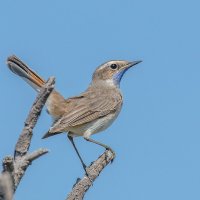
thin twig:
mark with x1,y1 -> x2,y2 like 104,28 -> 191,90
66,149 -> 115,200
14,77 -> 55,157
0,77 -> 55,199
0,172 -> 13,200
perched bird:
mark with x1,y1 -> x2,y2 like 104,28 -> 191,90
7,55 -> 141,173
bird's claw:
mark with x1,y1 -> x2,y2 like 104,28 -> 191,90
105,147 -> 116,163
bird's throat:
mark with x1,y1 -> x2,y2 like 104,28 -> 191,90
113,68 -> 128,87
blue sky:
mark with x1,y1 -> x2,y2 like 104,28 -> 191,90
1,0 -> 200,199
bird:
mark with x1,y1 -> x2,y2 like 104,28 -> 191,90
7,55 -> 141,174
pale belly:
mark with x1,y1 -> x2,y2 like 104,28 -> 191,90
68,108 -> 121,138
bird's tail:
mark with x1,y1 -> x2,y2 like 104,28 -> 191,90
7,55 -> 45,92
42,130 -> 62,139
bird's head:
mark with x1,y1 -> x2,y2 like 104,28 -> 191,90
92,60 -> 142,87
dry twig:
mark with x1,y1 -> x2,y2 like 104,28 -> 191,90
66,149 -> 115,200
0,77 -> 55,200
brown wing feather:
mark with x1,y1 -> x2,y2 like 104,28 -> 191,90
49,88 -> 122,133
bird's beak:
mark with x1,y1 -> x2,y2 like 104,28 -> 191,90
121,60 -> 142,71
126,60 -> 142,68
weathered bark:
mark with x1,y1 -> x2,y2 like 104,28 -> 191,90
66,150 -> 115,200
0,77 -> 55,200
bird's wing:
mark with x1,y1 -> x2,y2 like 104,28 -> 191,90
49,90 -> 122,133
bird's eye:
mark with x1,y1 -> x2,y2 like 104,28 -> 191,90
110,64 -> 118,70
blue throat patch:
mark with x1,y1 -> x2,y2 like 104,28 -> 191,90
113,68 -> 128,86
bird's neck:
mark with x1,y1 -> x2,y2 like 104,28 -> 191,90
86,79 -> 123,100
90,78 -> 120,89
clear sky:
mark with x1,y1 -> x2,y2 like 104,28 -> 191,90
0,0 -> 200,199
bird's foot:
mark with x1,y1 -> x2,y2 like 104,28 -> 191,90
105,147 -> 116,163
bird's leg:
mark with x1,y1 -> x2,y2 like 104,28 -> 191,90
68,135 -> 93,184
84,136 -> 116,160
67,135 -> 88,173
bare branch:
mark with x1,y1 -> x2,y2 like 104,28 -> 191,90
2,157 -> 14,173
15,77 -> 55,157
66,149 -> 115,200
0,173 -> 13,200
25,148 -> 49,162
0,77 -> 55,199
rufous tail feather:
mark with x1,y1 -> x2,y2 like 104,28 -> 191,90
7,55 -> 45,92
